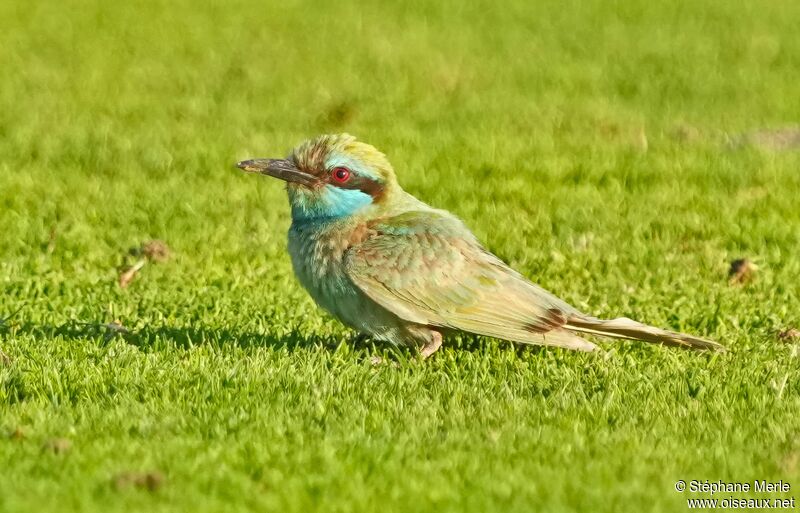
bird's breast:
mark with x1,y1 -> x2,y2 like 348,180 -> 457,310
287,220 -> 376,326
288,221 -> 371,280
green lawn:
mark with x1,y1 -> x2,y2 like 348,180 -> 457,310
1,0 -> 799,511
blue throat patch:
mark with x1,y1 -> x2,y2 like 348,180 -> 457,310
289,185 -> 373,222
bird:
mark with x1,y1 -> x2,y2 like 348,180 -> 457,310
237,134 -> 724,357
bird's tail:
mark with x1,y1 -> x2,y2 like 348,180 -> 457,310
565,316 -> 725,351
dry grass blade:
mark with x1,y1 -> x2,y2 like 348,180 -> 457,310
118,259 -> 147,288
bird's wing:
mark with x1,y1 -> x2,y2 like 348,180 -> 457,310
344,211 -> 596,351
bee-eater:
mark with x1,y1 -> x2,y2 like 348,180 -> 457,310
237,134 -> 723,357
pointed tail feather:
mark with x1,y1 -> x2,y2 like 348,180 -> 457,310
565,316 -> 725,351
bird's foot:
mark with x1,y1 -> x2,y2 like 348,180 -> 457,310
418,331 -> 442,359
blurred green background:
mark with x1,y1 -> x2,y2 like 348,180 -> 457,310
1,0 -> 799,512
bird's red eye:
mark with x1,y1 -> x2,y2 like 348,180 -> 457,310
331,167 -> 351,183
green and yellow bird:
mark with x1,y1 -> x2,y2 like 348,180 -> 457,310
238,134 -> 723,357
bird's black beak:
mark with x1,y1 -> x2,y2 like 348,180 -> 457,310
236,158 -> 319,187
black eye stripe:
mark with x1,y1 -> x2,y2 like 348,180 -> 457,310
340,175 -> 383,198
331,173 -> 385,199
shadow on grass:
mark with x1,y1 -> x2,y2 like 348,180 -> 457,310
0,321 -> 326,351
0,316 -> 555,358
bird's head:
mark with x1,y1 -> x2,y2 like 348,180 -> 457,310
237,134 -> 399,221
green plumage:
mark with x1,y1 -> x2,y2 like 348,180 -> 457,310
238,134 -> 724,357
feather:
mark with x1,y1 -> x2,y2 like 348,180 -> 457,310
345,210 -> 723,352
566,316 -> 724,351
344,211 -> 596,351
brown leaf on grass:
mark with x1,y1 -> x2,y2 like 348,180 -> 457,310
42,438 -> 72,455
139,240 -> 171,263
777,329 -> 800,342
728,258 -> 758,285
113,471 -> 165,492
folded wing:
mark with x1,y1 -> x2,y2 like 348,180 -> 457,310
344,211 -> 597,351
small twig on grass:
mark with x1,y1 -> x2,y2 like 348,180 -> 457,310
119,259 -> 147,288
118,239 -> 172,288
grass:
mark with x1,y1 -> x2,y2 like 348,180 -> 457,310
1,0 -> 800,511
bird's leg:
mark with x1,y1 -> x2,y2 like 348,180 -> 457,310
419,330 -> 443,359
